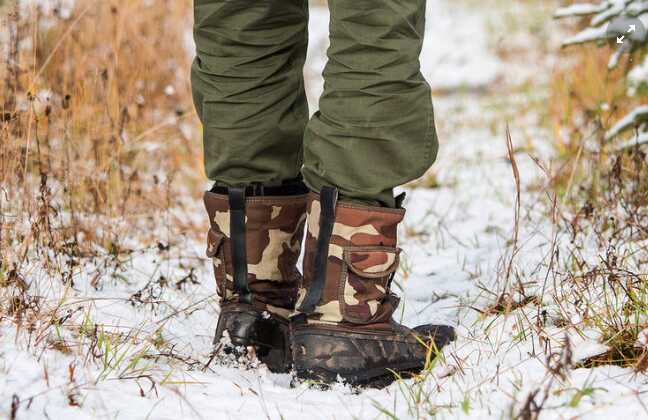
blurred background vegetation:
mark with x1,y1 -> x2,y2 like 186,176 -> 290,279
1,1 -> 203,270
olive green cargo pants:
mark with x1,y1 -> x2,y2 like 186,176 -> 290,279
191,0 -> 438,207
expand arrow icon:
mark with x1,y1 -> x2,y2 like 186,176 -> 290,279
617,35 -> 625,44
628,24 -> 636,33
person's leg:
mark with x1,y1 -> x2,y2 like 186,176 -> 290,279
302,0 -> 438,208
293,1 -> 454,386
192,0 -> 310,373
192,0 -> 309,185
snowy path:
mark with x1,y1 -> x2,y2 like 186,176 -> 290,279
3,1 -> 648,419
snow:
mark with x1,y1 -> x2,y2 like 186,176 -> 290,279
592,1 -> 628,27
606,104 -> 648,139
4,1 -> 648,419
615,131 -> 648,150
629,55 -> 648,92
562,25 -> 609,46
554,3 -> 609,18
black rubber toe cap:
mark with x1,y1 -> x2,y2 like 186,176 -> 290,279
412,324 -> 457,349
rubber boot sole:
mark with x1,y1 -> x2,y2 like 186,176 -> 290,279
292,324 -> 455,387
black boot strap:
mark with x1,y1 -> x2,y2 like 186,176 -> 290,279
228,187 -> 251,304
299,186 -> 338,314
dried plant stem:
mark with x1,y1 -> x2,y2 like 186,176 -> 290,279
4,1 -> 21,111
504,124 -> 522,293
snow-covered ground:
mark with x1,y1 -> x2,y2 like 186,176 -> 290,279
3,1 -> 648,419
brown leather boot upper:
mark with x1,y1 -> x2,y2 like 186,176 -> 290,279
296,190 -> 404,326
293,187 -> 455,385
205,188 -> 308,318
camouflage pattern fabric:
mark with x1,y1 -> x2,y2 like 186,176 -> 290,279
296,193 -> 404,324
204,192 -> 308,319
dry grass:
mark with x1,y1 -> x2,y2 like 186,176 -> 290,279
1,6 -> 209,406
0,8 -> 208,399
539,27 -> 648,373
1,0 -> 203,275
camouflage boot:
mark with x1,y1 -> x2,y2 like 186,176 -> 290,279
292,187 -> 456,386
204,181 -> 308,372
